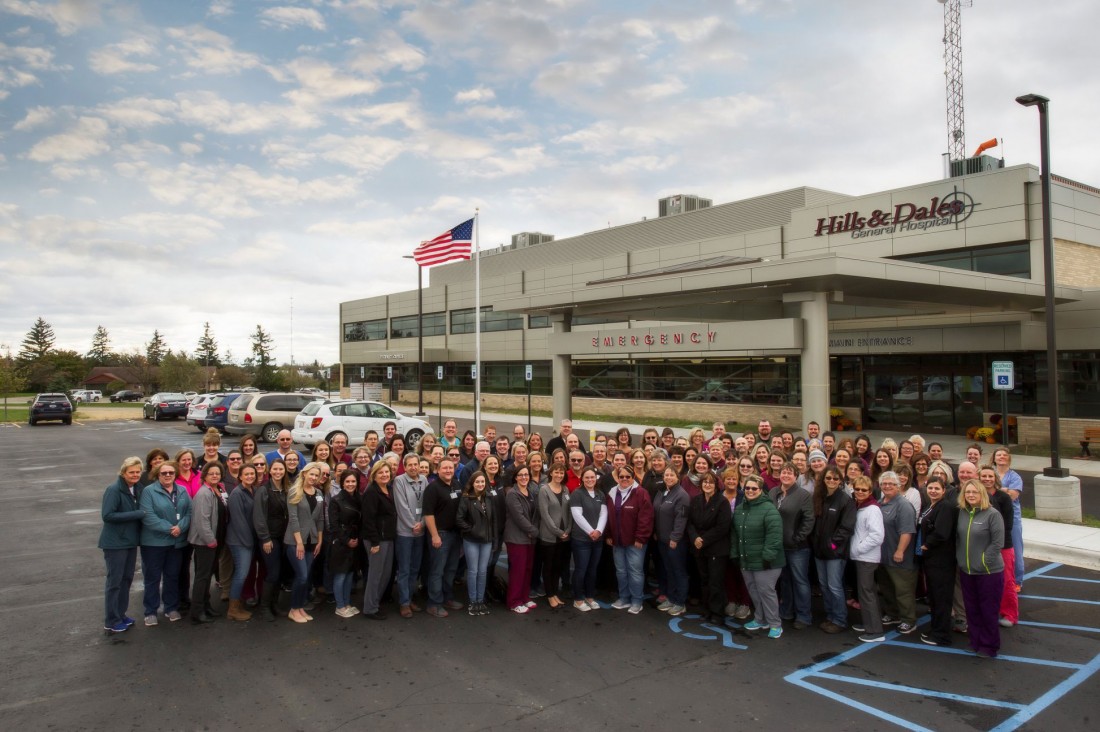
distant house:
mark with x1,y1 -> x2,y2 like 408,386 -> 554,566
80,365 -> 218,393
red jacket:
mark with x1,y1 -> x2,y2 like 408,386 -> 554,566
605,483 -> 654,546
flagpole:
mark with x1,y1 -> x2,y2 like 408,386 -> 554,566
474,209 -> 481,437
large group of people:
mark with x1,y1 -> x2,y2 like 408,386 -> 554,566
98,417 -> 1022,657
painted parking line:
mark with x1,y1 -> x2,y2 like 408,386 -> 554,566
786,561 -> 1100,732
1028,575 -> 1100,585
1018,594 -> 1100,606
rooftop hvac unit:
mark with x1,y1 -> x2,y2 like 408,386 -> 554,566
511,231 -> 555,248
659,194 -> 712,217
950,154 -> 1004,178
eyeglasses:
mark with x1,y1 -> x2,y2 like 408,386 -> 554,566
321,473 -> 331,479
617,474 -> 633,480
824,476 -> 841,482
159,471 -> 176,476
853,488 -> 871,494
744,484 -> 762,492
570,458 -> 584,463
227,457 -> 242,461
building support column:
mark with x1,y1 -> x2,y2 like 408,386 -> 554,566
550,312 -> 572,427
786,291 -> 830,432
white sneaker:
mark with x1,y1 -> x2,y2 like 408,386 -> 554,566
611,599 -> 631,610
724,602 -> 738,616
734,604 -> 752,619
628,604 -> 643,615
525,600 -> 537,609
585,600 -> 601,611
657,600 -> 673,611
512,605 -> 529,614
574,601 -> 592,612
668,605 -> 686,616
348,606 -> 361,616
144,614 -> 158,626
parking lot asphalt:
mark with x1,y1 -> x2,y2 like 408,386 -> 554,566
2,418 -> 1099,731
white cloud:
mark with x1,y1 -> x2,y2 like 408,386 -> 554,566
26,116 -> 111,162
13,105 -> 54,131
313,133 -> 406,172
455,86 -> 495,104
207,0 -> 232,18
88,37 -> 159,74
165,25 -> 276,77
283,57 -> 378,104
175,90 -> 321,133
96,96 -> 176,128
259,6 -> 326,32
0,0 -> 103,36
347,30 -> 426,73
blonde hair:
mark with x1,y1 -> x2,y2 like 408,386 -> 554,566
118,456 -> 143,476
957,479 -> 991,511
927,460 -> 954,484
288,461 -> 327,505
202,427 -> 222,447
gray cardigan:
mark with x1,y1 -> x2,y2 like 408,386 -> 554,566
285,492 -> 325,545
187,485 -> 221,547
504,487 -> 539,545
537,484 -> 573,543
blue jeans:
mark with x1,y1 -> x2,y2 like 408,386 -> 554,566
333,572 -> 354,609
428,530 -> 461,607
463,540 -> 492,603
612,545 -> 646,606
395,534 -> 425,607
228,545 -> 253,600
657,541 -> 689,605
780,547 -> 812,624
140,545 -> 182,616
103,548 -> 137,627
284,544 -> 315,610
572,538 -> 603,600
815,557 -> 848,627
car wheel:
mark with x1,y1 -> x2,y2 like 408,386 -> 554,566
326,431 -> 347,446
405,429 -> 424,450
261,423 -> 282,443
153,409 -> 160,421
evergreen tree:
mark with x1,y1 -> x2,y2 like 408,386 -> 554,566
195,322 -> 221,368
86,325 -> 112,365
250,325 -> 282,390
17,317 -> 55,364
146,330 -> 167,366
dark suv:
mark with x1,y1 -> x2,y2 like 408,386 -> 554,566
109,389 -> 145,402
204,392 -> 242,434
30,393 -> 73,426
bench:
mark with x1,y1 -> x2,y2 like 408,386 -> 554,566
1081,427 -> 1100,458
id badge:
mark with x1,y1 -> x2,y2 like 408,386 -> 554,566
450,491 -> 459,500
415,507 -> 422,516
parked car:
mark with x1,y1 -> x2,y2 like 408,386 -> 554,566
29,393 -> 73,425
72,390 -> 102,403
183,391 -> 198,400
186,394 -> 215,431
296,387 -> 325,396
292,400 -> 431,450
109,389 -> 144,402
143,393 -> 190,421
683,380 -> 749,403
204,392 -> 242,434
225,391 -> 325,443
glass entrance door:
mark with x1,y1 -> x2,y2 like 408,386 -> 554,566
862,364 -> 985,435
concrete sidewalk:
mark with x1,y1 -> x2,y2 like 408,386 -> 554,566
411,403 -> 1100,572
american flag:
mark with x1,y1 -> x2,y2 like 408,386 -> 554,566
413,218 -> 474,267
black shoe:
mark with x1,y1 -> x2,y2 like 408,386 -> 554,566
478,602 -> 490,616
191,612 -> 214,624
204,604 -> 223,618
362,611 -> 386,621
178,601 -> 191,614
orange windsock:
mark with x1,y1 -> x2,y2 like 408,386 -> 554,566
973,138 -> 999,156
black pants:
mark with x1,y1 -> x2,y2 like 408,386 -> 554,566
178,544 -> 194,606
540,540 -> 571,597
924,560 -> 956,644
695,552 -> 728,618
191,546 -> 216,618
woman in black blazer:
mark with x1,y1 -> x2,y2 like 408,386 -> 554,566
329,471 -> 362,618
361,460 -> 398,620
917,476 -> 957,646
687,470 -> 732,623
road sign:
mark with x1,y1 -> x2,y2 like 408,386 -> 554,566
436,365 -> 443,380
525,364 -> 533,382
386,366 -> 393,380
992,360 -> 1014,391
471,364 -> 478,380
359,366 -> 365,378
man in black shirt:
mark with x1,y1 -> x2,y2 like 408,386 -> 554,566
423,459 -> 463,617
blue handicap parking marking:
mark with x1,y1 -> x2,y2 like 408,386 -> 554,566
785,562 -> 1100,731
668,614 -> 747,650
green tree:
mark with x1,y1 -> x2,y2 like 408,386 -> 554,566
195,322 -> 221,369
118,350 -> 159,393
158,350 -> 204,392
146,330 -> 167,366
216,364 -> 250,389
17,317 -> 55,364
32,350 -> 86,393
0,346 -> 28,421
250,325 -> 282,390
86,325 -> 112,365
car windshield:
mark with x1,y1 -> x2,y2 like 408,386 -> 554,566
39,394 -> 68,402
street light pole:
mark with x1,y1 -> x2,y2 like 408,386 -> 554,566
402,254 -> 426,416
1016,93 -> 1068,478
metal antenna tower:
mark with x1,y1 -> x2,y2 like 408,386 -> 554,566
940,0 -> 972,161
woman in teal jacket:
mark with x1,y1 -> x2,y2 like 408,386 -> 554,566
98,457 -> 145,634
730,475 -> 786,638
139,461 -> 192,625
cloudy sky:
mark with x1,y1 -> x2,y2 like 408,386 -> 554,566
1,0 -> 1096,366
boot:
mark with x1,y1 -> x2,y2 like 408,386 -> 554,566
260,584 -> 277,622
227,599 -> 252,622
204,602 -> 223,617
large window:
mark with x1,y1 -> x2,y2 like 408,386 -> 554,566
390,312 -> 445,339
893,242 -> 1031,278
450,307 -> 523,334
572,358 -> 799,405
343,319 -> 387,342
529,314 -> 550,329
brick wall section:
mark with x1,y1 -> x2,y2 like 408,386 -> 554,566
1016,415 -> 1098,451
1055,239 -> 1100,288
